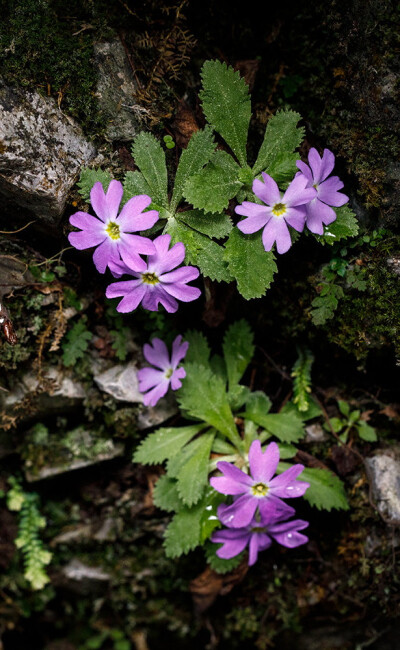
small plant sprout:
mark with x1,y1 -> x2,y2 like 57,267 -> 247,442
69,180 -> 158,273
325,400 -> 377,443
137,335 -> 189,406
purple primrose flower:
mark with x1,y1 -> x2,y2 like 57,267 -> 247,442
235,173 -> 316,254
210,440 -> 310,528
211,512 -> 309,566
68,180 -> 159,274
105,234 -> 201,313
137,335 -> 189,407
296,148 -> 349,235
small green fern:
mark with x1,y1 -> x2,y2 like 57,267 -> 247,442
291,348 -> 314,412
7,478 -> 52,590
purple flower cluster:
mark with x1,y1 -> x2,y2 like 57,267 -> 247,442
137,335 -> 189,406
68,181 -> 201,313
210,440 -> 309,566
235,148 -> 348,254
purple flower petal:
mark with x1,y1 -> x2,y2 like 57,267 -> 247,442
117,195 -> 153,230
236,210 -> 271,235
284,207 -> 306,232
216,494 -> 258,528
141,285 -> 178,313
68,229 -> 106,251
104,180 -> 124,220
115,285 -> 147,313
106,279 -> 143,298
267,518 -> 309,548
141,378 -> 170,406
137,367 -> 166,391
162,282 -> 201,303
319,149 -> 335,182
143,338 -> 170,370
248,531 -> 272,565
248,440 -> 280,483
235,200 -> 270,218
318,177 -> 348,207
90,182 -> 109,222
69,211 -> 105,232
308,148 -> 323,184
269,464 -> 310,498
217,462 -> 254,487
305,199 -> 337,235
213,530 -> 250,560
170,366 -> 186,390
295,161 -> 313,183
92,238 -> 119,274
253,174 -> 281,205
159,266 -> 200,284
170,335 -> 189,369
262,217 -> 292,254
148,235 -> 186,275
118,235 -> 155,272
257,495 -> 295,524
282,174 -> 317,207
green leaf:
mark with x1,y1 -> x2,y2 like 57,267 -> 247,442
170,127 -> 216,212
153,475 -> 183,513
62,319 -> 92,367
223,320 -> 254,389
247,410 -> 305,443
224,229 -> 277,299
183,150 -> 241,214
310,283 -> 344,325
178,362 -> 239,444
281,399 -> 322,421
228,385 -> 251,411
338,400 -> 350,417
253,110 -> 304,176
210,354 -> 228,383
300,467 -> 349,511
171,432 -> 216,506
356,421 -> 377,442
164,500 -> 206,557
109,327 -> 130,361
77,168 -> 112,202
316,205 -> 359,245
166,218 -> 232,282
184,330 -> 210,365
133,425 -> 204,465
131,132 -> 168,207
245,391 -> 272,421
264,152 -> 302,185
200,489 -> 226,542
178,209 -> 233,239
204,541 -> 245,574
200,60 -> 251,166
277,443 -> 297,459
211,437 -> 237,454
122,170 -> 152,204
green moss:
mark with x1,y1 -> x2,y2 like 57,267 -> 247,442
0,0 -> 110,133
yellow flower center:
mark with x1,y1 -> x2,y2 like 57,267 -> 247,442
142,272 -> 159,285
105,221 -> 120,240
271,202 -> 287,217
252,482 -> 269,497
165,368 -> 173,379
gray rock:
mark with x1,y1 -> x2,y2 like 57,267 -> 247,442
60,559 -> 111,595
365,449 -> 400,524
0,78 -> 96,222
304,423 -> 327,443
24,427 -> 124,482
137,392 -> 179,430
2,367 -> 86,408
94,362 -> 143,403
94,39 -> 147,141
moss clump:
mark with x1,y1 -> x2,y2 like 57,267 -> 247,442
0,0 -> 111,132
